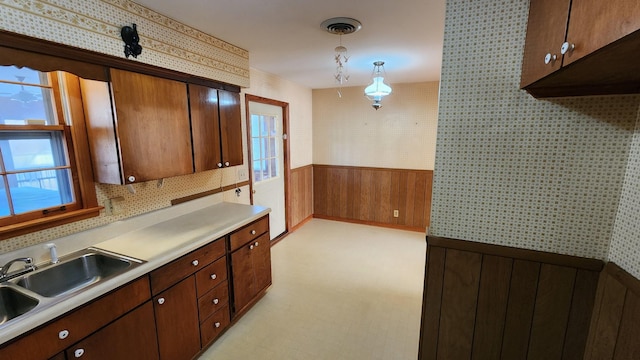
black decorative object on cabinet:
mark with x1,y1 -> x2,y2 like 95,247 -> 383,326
121,24 -> 142,59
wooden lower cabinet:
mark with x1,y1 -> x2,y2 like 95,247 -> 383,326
231,231 -> 272,313
65,302 -> 159,360
153,277 -> 201,360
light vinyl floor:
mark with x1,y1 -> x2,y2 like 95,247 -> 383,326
198,219 -> 426,360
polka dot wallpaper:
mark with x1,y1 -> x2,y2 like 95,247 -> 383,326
430,0 -> 640,263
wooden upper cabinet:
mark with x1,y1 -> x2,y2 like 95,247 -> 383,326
218,90 -> 243,167
564,0 -> 640,66
189,86 -> 243,171
81,69 -> 193,184
520,0 -> 571,88
521,0 -> 640,97
189,84 -> 222,172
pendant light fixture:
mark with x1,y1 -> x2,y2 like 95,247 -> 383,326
364,61 -> 392,110
321,17 -> 362,97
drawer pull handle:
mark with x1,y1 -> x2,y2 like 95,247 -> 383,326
158,297 -> 165,305
74,348 -> 85,358
210,274 -> 217,280
214,322 -> 221,328
58,329 -> 69,339
192,260 -> 199,266
250,230 -> 256,235
213,298 -> 219,305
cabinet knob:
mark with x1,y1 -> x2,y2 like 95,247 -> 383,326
217,163 -> 223,168
544,53 -> 557,64
224,162 -> 230,167
127,175 -> 136,183
74,348 -> 85,358
210,274 -> 217,280
192,260 -> 199,266
157,297 -> 165,305
213,298 -> 219,305
561,41 -> 575,55
214,322 -> 221,328
250,230 -> 256,235
254,241 -> 259,247
58,329 -> 70,340
250,244 -> 254,250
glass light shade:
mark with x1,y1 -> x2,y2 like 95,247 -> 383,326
364,76 -> 392,99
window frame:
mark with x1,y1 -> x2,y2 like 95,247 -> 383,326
0,70 -> 100,239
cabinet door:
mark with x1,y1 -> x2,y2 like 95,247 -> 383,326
520,0 -> 571,87
65,302 -> 159,360
110,69 -> 193,183
231,232 -> 272,313
189,84 -> 222,172
218,90 -> 243,167
564,0 -> 640,66
153,277 -> 201,360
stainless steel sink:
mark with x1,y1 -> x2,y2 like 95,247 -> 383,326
15,250 -> 137,298
0,248 -> 144,333
0,286 -> 39,325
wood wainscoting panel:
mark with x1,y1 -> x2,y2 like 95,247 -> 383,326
313,165 -> 432,231
584,262 -> 640,360
289,165 -> 313,230
418,236 -> 604,360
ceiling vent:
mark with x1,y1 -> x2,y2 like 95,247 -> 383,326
321,17 -> 362,35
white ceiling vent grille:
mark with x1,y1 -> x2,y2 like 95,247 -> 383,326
321,17 -> 362,35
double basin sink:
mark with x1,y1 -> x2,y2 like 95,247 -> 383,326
0,248 -> 144,329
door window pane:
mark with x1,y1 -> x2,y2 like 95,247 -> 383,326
251,113 -> 280,183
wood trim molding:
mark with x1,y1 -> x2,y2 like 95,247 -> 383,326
170,181 -> 250,205
313,164 -> 432,173
604,262 -> 640,297
427,236 -> 604,271
0,30 -> 239,92
314,214 -> 426,233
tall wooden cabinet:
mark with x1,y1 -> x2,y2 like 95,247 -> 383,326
81,69 -> 193,184
521,0 -> 640,97
189,86 -> 243,171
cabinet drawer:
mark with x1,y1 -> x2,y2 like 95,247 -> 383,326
229,216 -> 269,252
195,257 -> 227,297
0,277 -> 150,360
150,238 -> 225,295
200,304 -> 230,347
198,281 -> 229,321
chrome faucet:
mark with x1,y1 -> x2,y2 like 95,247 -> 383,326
0,257 -> 37,282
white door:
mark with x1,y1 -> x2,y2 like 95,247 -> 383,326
249,101 -> 286,240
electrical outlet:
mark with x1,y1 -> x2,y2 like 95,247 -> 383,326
393,210 -> 399,218
237,168 -> 248,181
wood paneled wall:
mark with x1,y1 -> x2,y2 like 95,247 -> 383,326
289,165 -> 313,230
419,236 -> 604,360
584,262 -> 640,360
312,165 -> 432,231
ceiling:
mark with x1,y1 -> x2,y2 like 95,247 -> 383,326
133,0 -> 446,89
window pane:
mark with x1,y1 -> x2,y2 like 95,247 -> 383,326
0,66 -> 55,125
260,115 -> 269,136
0,179 -> 9,217
269,137 -> 277,157
261,138 -> 269,159
251,115 -> 260,137
270,158 -> 278,178
261,160 -> 270,180
5,169 -> 74,214
252,138 -> 261,161
267,116 -> 276,135
253,160 -> 262,182
0,132 -> 67,171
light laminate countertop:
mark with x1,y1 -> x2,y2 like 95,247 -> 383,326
0,201 -> 270,346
